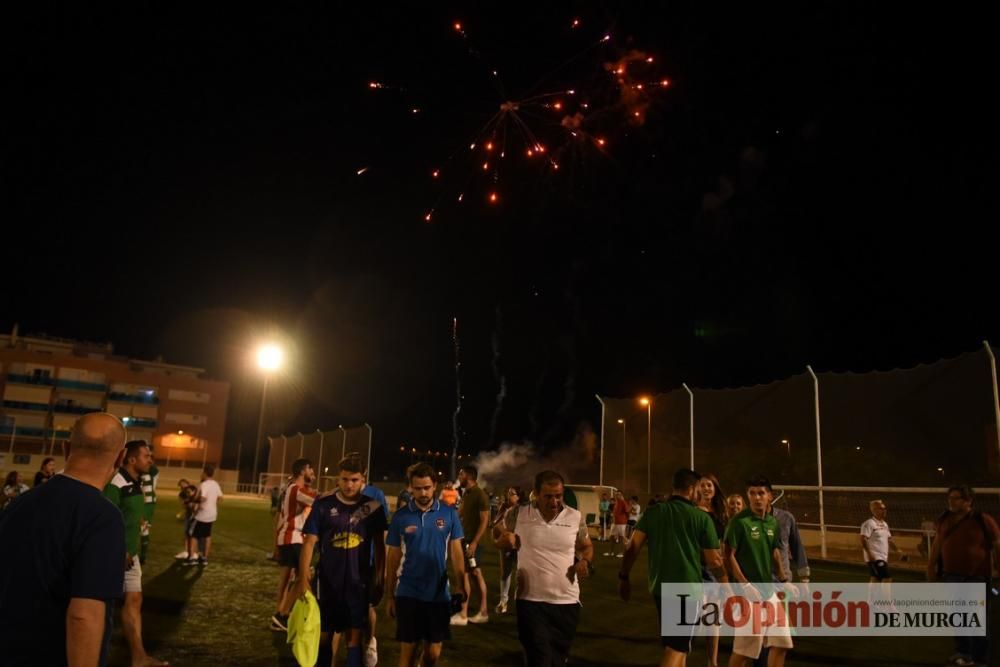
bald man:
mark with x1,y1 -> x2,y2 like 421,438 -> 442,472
0,412 -> 128,667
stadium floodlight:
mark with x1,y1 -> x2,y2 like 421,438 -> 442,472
257,344 -> 284,372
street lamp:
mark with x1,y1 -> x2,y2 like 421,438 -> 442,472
251,343 -> 284,492
617,418 -> 627,490
781,439 -> 790,456
257,344 -> 284,372
639,397 -> 651,494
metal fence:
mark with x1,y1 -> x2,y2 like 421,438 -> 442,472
596,343 -> 1000,561
261,424 -> 373,494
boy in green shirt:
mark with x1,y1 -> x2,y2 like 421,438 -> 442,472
723,475 -> 792,667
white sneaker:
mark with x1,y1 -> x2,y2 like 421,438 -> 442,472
364,637 -> 377,667
616,553 -> 624,558
602,552 -> 611,557
175,551 -> 191,560
468,612 -> 489,624
449,613 -> 468,626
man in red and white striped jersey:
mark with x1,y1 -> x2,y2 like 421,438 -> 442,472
270,458 -> 317,632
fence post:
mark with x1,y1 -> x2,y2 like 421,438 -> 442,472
364,423 -> 373,480
316,430 -> 325,493
682,383 -> 694,470
280,436 -> 288,481
807,365 -> 827,558
261,436 -> 273,494
984,341 -> 1000,472
595,395 -> 606,486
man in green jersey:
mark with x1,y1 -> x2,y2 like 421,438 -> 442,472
139,449 -> 159,565
619,469 -> 728,667
724,475 -> 791,667
105,440 -> 168,667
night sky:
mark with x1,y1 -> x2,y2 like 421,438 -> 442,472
4,5 -> 997,473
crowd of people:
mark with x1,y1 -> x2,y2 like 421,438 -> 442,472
263,459 -> 998,667
0,412 -> 227,667
1,455 -> 55,508
0,410 -> 997,667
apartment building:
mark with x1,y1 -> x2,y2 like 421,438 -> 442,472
0,327 -> 229,467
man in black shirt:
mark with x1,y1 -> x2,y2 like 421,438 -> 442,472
0,412 -> 128,667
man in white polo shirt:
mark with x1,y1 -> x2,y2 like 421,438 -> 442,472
860,499 -> 902,585
493,469 -> 594,667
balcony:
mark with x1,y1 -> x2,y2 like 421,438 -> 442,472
53,403 -> 102,415
0,425 -> 71,439
2,400 -> 51,412
123,417 -> 158,429
0,425 -> 47,438
55,379 -> 107,392
6,373 -> 55,386
107,392 -> 160,405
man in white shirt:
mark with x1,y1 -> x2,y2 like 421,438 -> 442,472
493,470 -> 594,667
189,464 -> 223,566
860,499 -> 902,584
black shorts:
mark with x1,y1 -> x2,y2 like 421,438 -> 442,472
654,595 -> 694,653
867,560 -> 891,580
627,519 -> 637,528
278,544 -> 302,568
191,521 -> 214,538
318,580 -> 369,633
516,600 -> 580,665
394,596 -> 451,644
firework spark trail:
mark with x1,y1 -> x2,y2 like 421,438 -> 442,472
365,15 -> 673,221
488,305 -> 507,447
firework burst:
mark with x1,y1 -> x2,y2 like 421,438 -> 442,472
365,15 -> 673,222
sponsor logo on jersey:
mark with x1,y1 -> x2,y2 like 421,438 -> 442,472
330,531 -> 363,549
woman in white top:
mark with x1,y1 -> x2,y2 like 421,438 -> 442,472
2,471 -> 29,509
491,485 -> 526,614
627,496 -> 642,538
